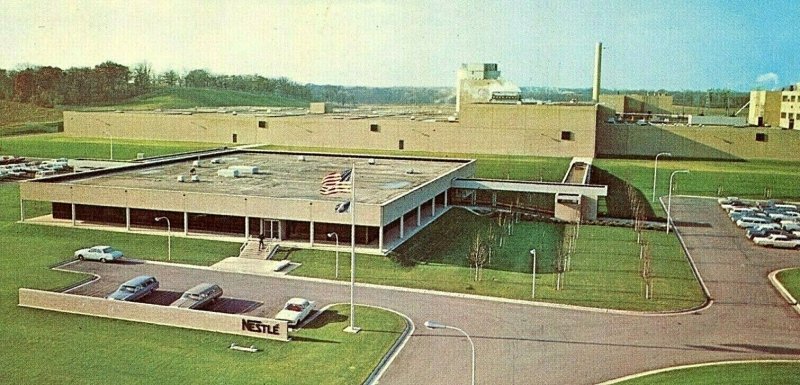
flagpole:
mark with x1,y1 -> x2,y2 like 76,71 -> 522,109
345,162 -> 360,333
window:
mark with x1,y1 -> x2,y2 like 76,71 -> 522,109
783,95 -> 789,102
232,133 -> 238,143
370,123 -> 379,132
781,112 -> 787,118
792,96 -> 797,102
398,140 -> 404,150
755,133 -> 767,142
258,121 -> 266,128
561,131 -> 574,141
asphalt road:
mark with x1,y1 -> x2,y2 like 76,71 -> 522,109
60,197 -> 800,384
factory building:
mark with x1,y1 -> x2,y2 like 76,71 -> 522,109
748,83 -> 800,129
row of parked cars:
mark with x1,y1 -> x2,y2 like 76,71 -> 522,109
718,197 -> 800,249
0,157 -> 70,180
75,245 -> 316,326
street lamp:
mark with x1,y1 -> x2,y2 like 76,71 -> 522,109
652,152 -> 671,202
530,249 -> 537,299
155,216 -> 171,261
666,170 -> 690,234
424,321 -> 475,385
104,131 -> 114,160
327,232 -> 339,279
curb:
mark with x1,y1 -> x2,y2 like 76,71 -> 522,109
768,268 -> 800,315
596,359 -> 800,384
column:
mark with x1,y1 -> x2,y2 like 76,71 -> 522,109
492,192 -> 497,207
309,221 -> 315,247
431,198 -> 436,216
71,203 -> 76,226
183,212 -> 188,235
378,225 -> 384,252
417,206 -> 421,226
244,216 -> 250,238
125,207 -> 130,231
444,191 -> 448,207
400,215 -> 405,238
19,198 -> 24,221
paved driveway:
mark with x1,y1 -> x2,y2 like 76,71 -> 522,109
61,197 -> 800,384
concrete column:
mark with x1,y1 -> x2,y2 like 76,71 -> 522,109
378,225 -> 384,252
431,198 -> 436,216
183,212 -> 188,235
19,198 -> 24,221
471,190 -> 476,205
125,207 -> 130,231
71,204 -> 76,226
444,191 -> 448,207
492,192 -> 497,207
309,221 -> 314,247
244,216 -> 250,238
278,221 -> 283,241
400,215 -> 404,238
417,206 -> 421,226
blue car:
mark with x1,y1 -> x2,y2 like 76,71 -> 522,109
107,276 -> 159,301
74,246 -> 123,263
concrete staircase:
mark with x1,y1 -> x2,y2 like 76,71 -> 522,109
238,239 -> 279,260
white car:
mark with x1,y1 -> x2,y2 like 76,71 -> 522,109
782,221 -> 800,232
74,246 -> 124,262
752,234 -> 800,249
274,298 -> 315,326
769,211 -> 800,221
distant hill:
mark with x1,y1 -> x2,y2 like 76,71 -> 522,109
0,100 -> 63,136
68,87 -> 311,111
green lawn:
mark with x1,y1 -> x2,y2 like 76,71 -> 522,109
594,158 -> 800,218
0,133 -> 222,160
0,181 -> 406,384
776,268 -> 800,301
610,362 -> 800,385
282,208 -> 705,311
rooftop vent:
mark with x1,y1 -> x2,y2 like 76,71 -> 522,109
367,158 -> 376,165
297,155 -> 306,162
217,169 -> 240,178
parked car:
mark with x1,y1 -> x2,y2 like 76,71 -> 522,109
730,210 -> 768,223
736,216 -> 775,228
170,283 -> 223,309
752,234 -> 800,249
74,246 -> 124,263
782,221 -> 800,232
721,200 -> 751,211
107,275 -> 159,301
769,211 -> 800,221
746,227 -> 789,240
274,298 -> 315,326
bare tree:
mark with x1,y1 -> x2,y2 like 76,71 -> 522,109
468,232 -> 491,282
640,239 -> 653,299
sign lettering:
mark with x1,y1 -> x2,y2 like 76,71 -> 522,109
242,319 -> 281,335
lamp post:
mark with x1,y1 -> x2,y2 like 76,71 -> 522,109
530,249 -> 537,299
104,131 -> 114,160
652,152 -> 671,202
155,216 -> 171,261
666,170 -> 690,234
424,321 -> 475,385
327,232 -> 339,279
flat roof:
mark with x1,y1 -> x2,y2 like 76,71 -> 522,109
69,151 -> 470,205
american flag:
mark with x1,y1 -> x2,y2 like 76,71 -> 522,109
320,168 -> 352,195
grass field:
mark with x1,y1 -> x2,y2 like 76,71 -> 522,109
776,268 -> 800,300
0,133 -> 222,160
594,158 -> 800,217
68,87 -> 309,111
0,181 -> 407,384
610,362 -> 800,385
281,208 -> 705,311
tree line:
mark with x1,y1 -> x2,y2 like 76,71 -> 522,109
0,62 -> 313,107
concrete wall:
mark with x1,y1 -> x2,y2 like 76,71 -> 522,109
64,104 -> 601,158
596,124 -> 800,160
19,288 -> 289,341
600,94 -> 674,115
748,90 -> 781,127
687,115 -> 747,127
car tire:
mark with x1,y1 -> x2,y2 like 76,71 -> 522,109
77,255 -> 84,261
100,258 -> 107,263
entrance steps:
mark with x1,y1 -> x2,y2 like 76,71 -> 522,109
238,239 -> 279,260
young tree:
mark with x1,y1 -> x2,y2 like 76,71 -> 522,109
468,232 -> 491,282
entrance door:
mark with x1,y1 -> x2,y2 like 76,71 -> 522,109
790,119 -> 795,130
260,219 -> 281,240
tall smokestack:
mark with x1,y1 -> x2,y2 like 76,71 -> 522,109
592,42 -> 602,102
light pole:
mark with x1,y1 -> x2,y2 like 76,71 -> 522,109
155,216 -> 171,261
530,249 -> 537,299
652,152 -> 671,202
666,170 -> 690,234
327,232 -> 339,279
104,131 -> 114,160
424,321 -> 475,385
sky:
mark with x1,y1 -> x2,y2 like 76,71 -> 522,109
1,0 -> 797,91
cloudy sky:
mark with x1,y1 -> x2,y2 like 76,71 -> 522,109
1,0 -> 797,90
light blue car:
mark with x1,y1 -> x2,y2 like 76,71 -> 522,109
107,276 -> 159,301
74,246 -> 123,263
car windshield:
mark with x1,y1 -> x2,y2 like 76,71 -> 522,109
286,304 -> 303,312
121,285 -> 137,293
102,247 -> 114,253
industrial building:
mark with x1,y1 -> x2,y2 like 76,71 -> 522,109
748,83 -> 800,129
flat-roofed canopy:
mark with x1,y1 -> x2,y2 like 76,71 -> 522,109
70,151 -> 470,205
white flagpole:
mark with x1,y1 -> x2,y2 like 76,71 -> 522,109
345,162 -> 360,333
